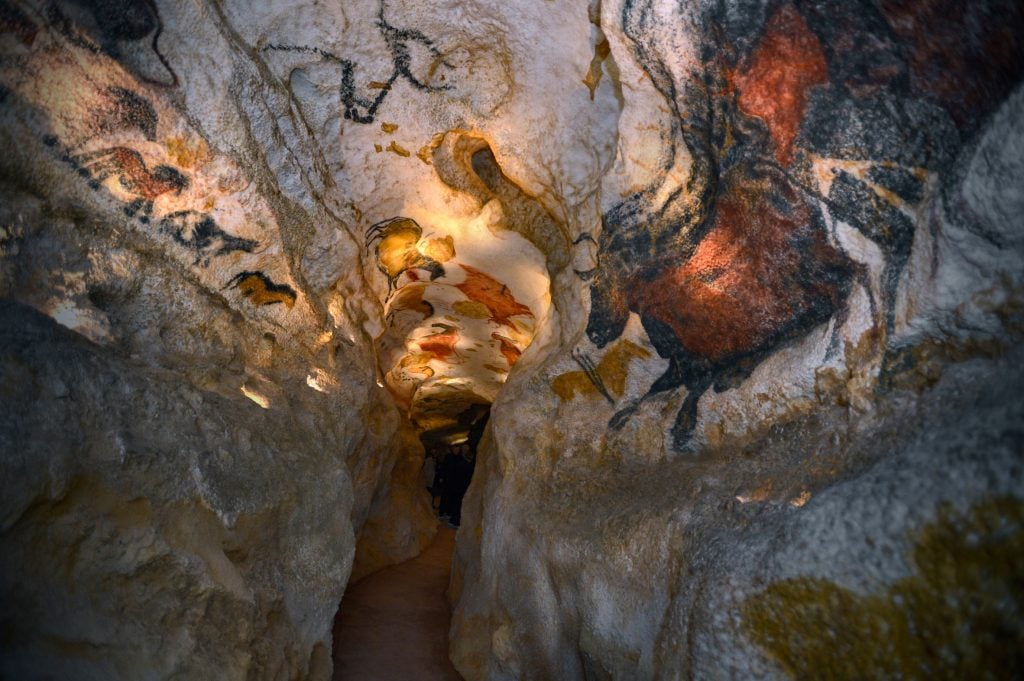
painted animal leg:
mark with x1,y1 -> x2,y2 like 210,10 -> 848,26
607,312 -> 705,430
669,373 -> 713,453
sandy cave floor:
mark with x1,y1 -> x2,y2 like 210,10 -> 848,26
332,526 -> 463,680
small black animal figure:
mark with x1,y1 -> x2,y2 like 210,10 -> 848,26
158,210 -> 258,265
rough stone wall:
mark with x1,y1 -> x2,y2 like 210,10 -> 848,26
449,0 -> 1024,679
0,0 -> 431,678
2,0 -> 1022,679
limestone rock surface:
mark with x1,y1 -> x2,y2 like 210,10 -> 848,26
2,0 -> 1023,679
447,0 -> 1024,679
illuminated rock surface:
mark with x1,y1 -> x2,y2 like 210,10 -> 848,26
1,0 -> 1022,679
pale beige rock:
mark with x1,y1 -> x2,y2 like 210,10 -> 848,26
2,0 -> 1023,680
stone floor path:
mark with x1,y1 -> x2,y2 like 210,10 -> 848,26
332,526 -> 463,681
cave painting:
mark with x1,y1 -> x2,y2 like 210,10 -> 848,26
159,211 -> 259,265
228,271 -> 297,309
74,146 -> 189,218
587,0 -> 1024,451
367,214 -> 536,429
5,6 -> 299,322
552,340 -> 651,403
366,217 -> 449,294
262,5 -> 452,124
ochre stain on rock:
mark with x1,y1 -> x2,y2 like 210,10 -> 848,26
733,4 -> 827,166
421,235 -> 456,262
452,300 -> 491,319
742,497 -> 1024,680
386,141 -> 411,157
389,284 -> 434,320
164,135 -> 211,169
398,353 -> 435,378
455,265 -> 532,326
552,340 -> 651,401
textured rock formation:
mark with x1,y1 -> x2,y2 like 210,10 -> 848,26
2,0 -> 1022,679
0,0 -> 432,678
449,0 -> 1024,679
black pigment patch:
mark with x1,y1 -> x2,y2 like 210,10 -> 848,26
800,88 -> 960,171
866,165 -> 925,204
104,86 -> 158,141
159,211 -> 258,265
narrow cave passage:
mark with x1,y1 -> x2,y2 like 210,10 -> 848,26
331,408 -> 488,680
329,133 -> 556,677
332,526 -> 463,681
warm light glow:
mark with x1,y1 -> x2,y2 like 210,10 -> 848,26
315,330 -> 334,348
789,490 -> 812,508
240,385 -> 270,409
306,368 -> 336,393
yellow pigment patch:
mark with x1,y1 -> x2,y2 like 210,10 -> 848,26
386,141 -> 411,157
452,300 -> 491,319
741,497 -> 1024,679
420,235 -> 456,262
551,340 -> 651,401
164,135 -> 211,169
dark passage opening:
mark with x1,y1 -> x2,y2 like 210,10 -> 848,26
422,406 -> 489,528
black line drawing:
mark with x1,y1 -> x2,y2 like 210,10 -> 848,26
262,4 -> 451,124
571,348 -> 614,405
159,210 -> 259,266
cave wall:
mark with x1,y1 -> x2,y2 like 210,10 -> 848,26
1,0 -> 1022,679
448,0 -> 1024,679
0,0 -> 431,678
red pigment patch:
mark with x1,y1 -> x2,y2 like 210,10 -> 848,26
633,170 -> 847,363
455,265 -> 532,326
733,4 -> 827,166
417,326 -> 460,362
491,333 -> 522,367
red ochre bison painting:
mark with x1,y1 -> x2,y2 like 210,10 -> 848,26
587,0 -> 1024,451
73,146 -> 189,217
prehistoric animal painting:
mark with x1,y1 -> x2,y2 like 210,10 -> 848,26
386,283 -> 435,324
159,210 -> 258,265
552,340 -> 651,403
587,0 -> 1024,451
417,323 -> 462,363
228,271 -> 297,309
96,86 -> 159,140
365,211 -> 537,429
456,265 -> 532,327
366,217 -> 448,294
263,5 -> 451,124
490,333 -> 521,368
73,146 -> 188,217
